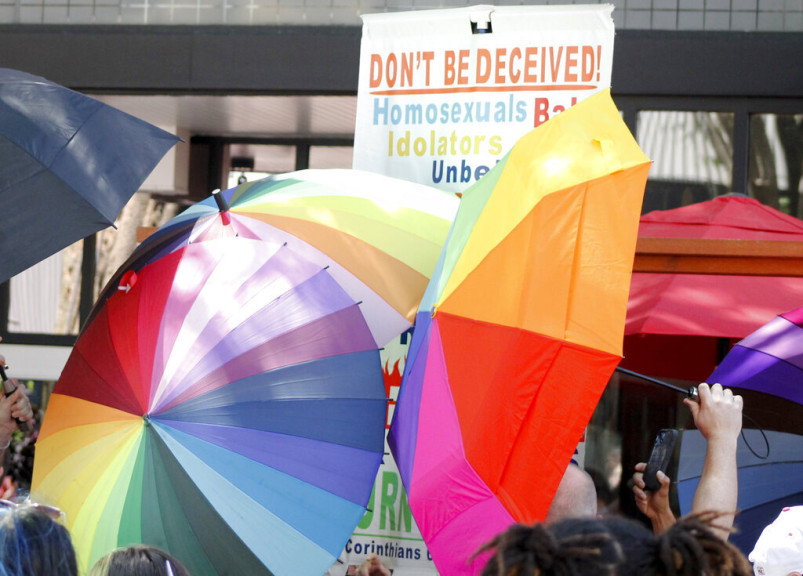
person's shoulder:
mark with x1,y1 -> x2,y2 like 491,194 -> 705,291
749,506 -> 803,575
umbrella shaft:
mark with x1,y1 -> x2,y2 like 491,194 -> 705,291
615,367 -> 698,402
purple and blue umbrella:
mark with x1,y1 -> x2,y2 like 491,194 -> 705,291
706,307 -> 803,405
31,229 -> 388,576
678,428 -> 803,555
678,306 -> 803,555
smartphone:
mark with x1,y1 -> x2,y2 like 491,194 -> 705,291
0,365 -> 31,433
643,428 -> 678,491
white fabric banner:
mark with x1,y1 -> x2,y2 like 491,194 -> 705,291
337,5 -> 616,574
353,4 -> 615,193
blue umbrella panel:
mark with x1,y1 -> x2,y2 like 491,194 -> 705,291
678,428 -> 803,555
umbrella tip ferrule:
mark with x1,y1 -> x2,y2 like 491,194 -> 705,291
212,189 -> 231,221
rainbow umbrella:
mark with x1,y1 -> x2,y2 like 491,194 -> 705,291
31,169 -> 457,576
31,230 -> 393,576
388,89 -> 651,575
98,168 -> 459,348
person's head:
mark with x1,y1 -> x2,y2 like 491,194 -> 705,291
88,545 -> 192,576
749,506 -> 803,576
544,464 -> 598,524
0,502 -> 77,576
585,467 -> 615,510
476,512 -> 752,576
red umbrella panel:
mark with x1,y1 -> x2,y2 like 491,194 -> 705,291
622,195 -> 803,383
32,234 -> 388,576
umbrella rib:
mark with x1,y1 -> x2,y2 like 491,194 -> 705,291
494,344 -> 564,504
734,460 -> 803,470
68,347 -> 142,414
421,463 -> 508,544
561,185 -> 589,338
40,105 -> 118,214
0,134 -> 113,227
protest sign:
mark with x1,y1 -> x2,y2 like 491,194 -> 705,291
354,4 -> 615,192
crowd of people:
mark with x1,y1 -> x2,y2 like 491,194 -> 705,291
0,343 -> 800,576
0,498 -> 194,576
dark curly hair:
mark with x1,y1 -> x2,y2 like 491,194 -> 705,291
475,513 -> 752,576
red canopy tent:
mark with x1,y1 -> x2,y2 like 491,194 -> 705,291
609,195 -> 803,534
622,195 -> 803,381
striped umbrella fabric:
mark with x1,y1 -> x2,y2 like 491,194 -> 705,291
707,307 -> 803,405
32,169 -> 458,576
112,168 -> 459,348
678,306 -> 803,555
32,234 -> 388,576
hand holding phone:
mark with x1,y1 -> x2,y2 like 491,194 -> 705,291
0,365 -> 32,433
643,429 -> 678,491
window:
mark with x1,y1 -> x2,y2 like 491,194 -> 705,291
749,114 -> 803,217
638,110 -> 734,212
7,242 -> 83,336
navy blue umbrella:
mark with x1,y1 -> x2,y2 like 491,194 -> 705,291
0,68 -> 180,284
678,427 -> 803,555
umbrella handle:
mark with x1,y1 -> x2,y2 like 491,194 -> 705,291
0,366 -> 32,434
741,414 -> 770,460
616,368 -> 769,460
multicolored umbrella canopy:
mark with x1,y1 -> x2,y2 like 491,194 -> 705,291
0,67 -> 180,283
707,307 -> 803,405
388,89 -> 651,575
108,168 -> 458,348
31,228 -> 394,575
